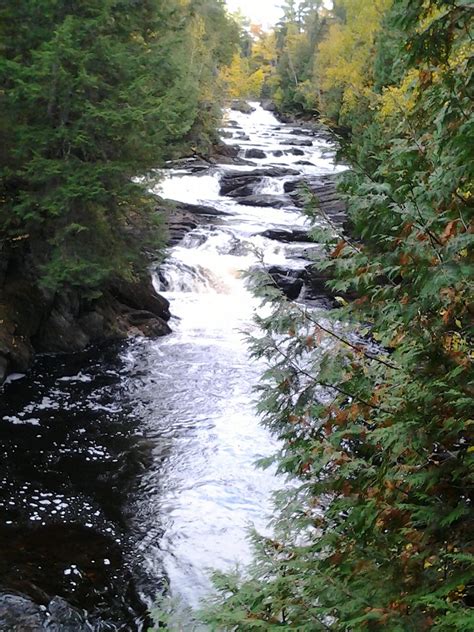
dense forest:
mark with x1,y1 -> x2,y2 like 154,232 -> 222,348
1,0 -> 238,290
203,0 -> 474,630
0,0 -> 472,629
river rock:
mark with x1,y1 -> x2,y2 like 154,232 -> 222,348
0,355 -> 8,383
272,150 -> 284,157
0,593 -> 110,631
219,167 -> 299,196
225,183 -> 256,198
173,201 -> 229,217
234,194 -> 290,208
259,228 -> 312,243
245,148 -> 266,159
282,139 -> 313,147
230,100 -> 256,114
290,128 -> 315,137
260,99 -> 277,112
266,266 -> 305,300
289,148 -> 305,156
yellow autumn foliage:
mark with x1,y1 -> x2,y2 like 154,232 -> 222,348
316,0 -> 392,119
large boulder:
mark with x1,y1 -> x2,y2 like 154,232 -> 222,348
259,228 -> 312,243
261,99 -> 277,112
245,148 -> 266,159
173,201 -> 229,217
219,167 -> 299,196
225,183 -> 257,198
289,148 -> 305,156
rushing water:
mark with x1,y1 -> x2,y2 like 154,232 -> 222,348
0,103 -> 343,629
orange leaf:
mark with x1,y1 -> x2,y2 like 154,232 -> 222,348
441,220 -> 458,243
331,240 -> 346,258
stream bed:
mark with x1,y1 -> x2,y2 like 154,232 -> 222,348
0,103 -> 344,630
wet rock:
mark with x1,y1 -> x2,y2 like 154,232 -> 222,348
173,202 -> 229,217
0,354 -> 9,384
0,520 -> 148,630
259,228 -> 312,243
167,210 -> 198,246
281,139 -> 313,147
219,167 -> 299,196
227,183 -> 257,198
225,183 -> 256,198
220,175 -> 261,196
261,99 -> 277,112
266,266 -> 304,300
290,128 -> 315,137
47,596 -> 98,631
109,277 -> 171,323
78,311 -> 105,340
289,148 -> 305,156
167,156 -> 211,171
165,202 -> 230,246
0,593 -> 46,630
230,100 -> 256,114
272,150 -> 284,157
245,148 -> 266,159
282,176 -> 347,223
284,179 -> 307,194
0,592 -> 116,631
234,194 -> 290,208
304,268 -> 334,302
36,293 -> 91,353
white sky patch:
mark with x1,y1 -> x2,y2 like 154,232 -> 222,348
225,0 -> 284,27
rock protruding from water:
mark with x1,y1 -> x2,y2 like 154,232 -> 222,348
234,194 -> 290,209
0,593 -> 116,631
266,266 -> 305,300
230,100 -> 256,114
219,167 -> 299,196
245,148 -> 266,159
283,176 -> 346,225
259,228 -> 312,243
281,138 -> 313,147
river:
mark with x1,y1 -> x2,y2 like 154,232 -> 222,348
0,103 -> 343,630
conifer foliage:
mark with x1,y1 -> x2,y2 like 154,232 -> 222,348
202,1 -> 473,629
0,0 -> 237,291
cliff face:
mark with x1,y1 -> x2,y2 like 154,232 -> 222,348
0,244 -> 171,383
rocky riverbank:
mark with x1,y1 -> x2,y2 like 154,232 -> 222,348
0,255 -> 171,383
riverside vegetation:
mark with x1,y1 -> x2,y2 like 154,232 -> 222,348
201,0 -> 474,630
